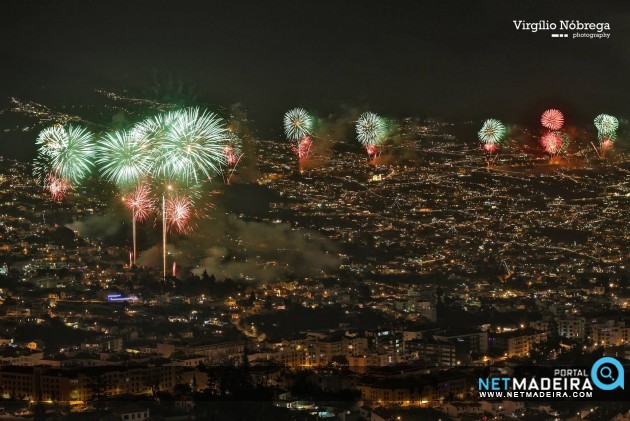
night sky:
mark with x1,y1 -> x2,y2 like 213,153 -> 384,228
1,0 -> 629,160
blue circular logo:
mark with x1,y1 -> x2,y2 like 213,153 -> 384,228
591,357 -> 624,391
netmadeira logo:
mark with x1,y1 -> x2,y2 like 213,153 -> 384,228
591,357 -> 624,391
477,357 -> 624,399
513,19 -> 611,39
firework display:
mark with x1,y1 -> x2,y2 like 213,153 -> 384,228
283,108 -> 316,160
123,183 -> 156,265
292,135 -> 313,159
35,125 -> 95,185
36,126 -> 67,158
221,134 -> 244,184
356,112 -> 387,158
223,134 -> 243,168
166,195 -> 193,233
34,106 -> 238,275
594,114 -> 619,135
598,130 -> 616,149
123,183 -> 155,223
541,130 -> 570,156
33,99 -> 624,278
541,109 -> 564,130
97,130 -> 153,187
283,108 -> 313,141
478,119 -> 506,153
45,173 -> 72,202
223,144 -> 239,167
593,114 -> 619,153
158,107 -> 229,184
131,111 -> 177,152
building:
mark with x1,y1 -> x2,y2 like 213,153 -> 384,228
493,328 -> 547,358
157,340 -> 245,363
358,374 -> 468,406
433,329 -> 489,357
558,317 -> 586,340
111,404 -> 150,421
0,346 -> 44,366
443,402 -> 483,419
407,339 -> 458,367
0,365 -> 178,404
591,321 -> 630,347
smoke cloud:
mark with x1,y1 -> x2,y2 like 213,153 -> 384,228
188,213 -> 339,282
66,214 -> 123,239
133,212 -> 339,283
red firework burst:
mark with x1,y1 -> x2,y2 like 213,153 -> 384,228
541,109 -> 564,130
291,135 -> 313,159
45,174 -> 72,201
541,131 -> 564,155
166,195 -> 192,233
600,138 -> 613,151
483,143 -> 498,153
223,144 -> 239,167
366,144 -> 379,158
124,184 -> 155,222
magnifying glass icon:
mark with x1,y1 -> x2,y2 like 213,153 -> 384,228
599,366 -> 614,380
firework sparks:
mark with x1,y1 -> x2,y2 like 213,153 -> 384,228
594,114 -> 619,136
483,144 -> 498,153
123,183 -> 156,265
158,108 -> 229,184
541,130 -> 570,156
223,134 -> 243,167
224,145 -> 238,167
600,137 -> 614,151
97,130 -> 154,187
131,111 -> 177,146
597,130 -> 616,153
478,119 -> 506,153
365,144 -> 379,159
291,135 -> 313,159
36,126 -> 66,156
123,183 -> 155,222
356,112 -> 387,158
36,125 -> 96,184
45,174 -> 72,201
283,108 -> 314,141
541,109 -> 564,130
220,135 -> 244,184
166,195 -> 193,233
131,110 -> 179,178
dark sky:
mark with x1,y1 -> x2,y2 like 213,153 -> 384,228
1,0 -> 629,160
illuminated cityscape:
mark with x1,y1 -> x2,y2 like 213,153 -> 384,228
0,1 -> 628,420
